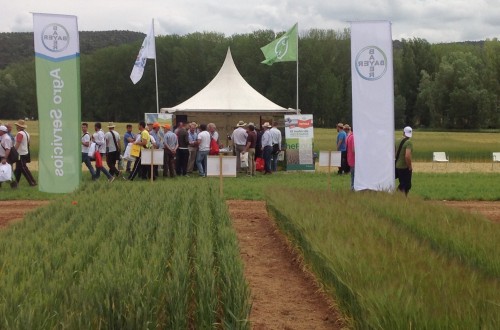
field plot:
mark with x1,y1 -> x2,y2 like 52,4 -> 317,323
267,188 -> 500,329
0,181 -> 250,329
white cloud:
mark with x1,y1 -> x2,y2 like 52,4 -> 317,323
0,0 -> 498,42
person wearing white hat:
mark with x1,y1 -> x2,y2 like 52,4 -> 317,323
0,125 -> 18,188
14,119 -> 37,186
231,120 -> 248,173
395,126 -> 413,196
260,122 -> 273,174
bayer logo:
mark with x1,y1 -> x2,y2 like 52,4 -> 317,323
41,23 -> 70,53
355,46 -> 388,81
274,35 -> 289,59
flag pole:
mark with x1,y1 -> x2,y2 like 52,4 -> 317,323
152,19 -> 159,113
296,22 -> 299,115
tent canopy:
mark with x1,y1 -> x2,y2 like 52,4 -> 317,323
161,48 -> 293,113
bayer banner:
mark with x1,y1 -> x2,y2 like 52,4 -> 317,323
33,13 -> 81,193
284,115 -> 314,171
351,21 -> 395,191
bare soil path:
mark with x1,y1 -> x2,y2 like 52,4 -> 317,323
0,200 -> 50,227
437,201 -> 500,223
227,200 -> 345,330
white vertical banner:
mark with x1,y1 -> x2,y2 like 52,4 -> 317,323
351,21 -> 395,191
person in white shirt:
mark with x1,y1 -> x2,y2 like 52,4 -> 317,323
196,124 -> 211,177
92,122 -> 114,182
0,125 -> 17,188
231,120 -> 248,172
260,122 -> 273,174
13,119 -> 37,186
104,122 -> 121,177
81,122 -> 96,180
270,121 -> 282,172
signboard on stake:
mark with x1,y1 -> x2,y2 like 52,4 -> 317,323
284,114 -> 314,171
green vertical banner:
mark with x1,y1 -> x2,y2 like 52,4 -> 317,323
284,115 -> 315,171
33,13 -> 81,193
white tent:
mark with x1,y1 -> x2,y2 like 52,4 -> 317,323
161,48 -> 293,114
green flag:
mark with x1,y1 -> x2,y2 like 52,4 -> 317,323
260,23 -> 298,65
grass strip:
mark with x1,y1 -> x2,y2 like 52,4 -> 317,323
267,187 -> 500,329
0,180 -> 250,329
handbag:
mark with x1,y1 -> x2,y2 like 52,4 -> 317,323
0,163 -> 12,182
1,144 -> 19,164
272,143 -> 280,155
130,144 -> 141,158
95,151 -> 103,168
88,142 -> 97,159
209,137 -> 219,155
123,143 -> 135,161
241,152 -> 249,168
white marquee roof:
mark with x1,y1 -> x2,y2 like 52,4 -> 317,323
162,48 -> 292,113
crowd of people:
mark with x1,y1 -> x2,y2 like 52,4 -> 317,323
2,117 -> 412,194
336,122 -> 413,195
0,120 -> 37,189
80,119 -> 284,182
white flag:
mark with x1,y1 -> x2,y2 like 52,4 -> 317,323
130,20 -> 156,84
351,21 -> 395,191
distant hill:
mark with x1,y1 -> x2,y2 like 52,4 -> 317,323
0,30 -> 145,69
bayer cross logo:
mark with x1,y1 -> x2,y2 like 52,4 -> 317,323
41,23 -> 70,52
355,46 -> 387,81
274,35 -> 289,59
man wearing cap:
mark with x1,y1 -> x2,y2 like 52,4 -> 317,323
14,119 -> 37,186
105,122 -> 121,177
163,124 -> 178,178
187,122 -> 198,173
395,126 -> 414,196
92,122 -> 114,182
0,125 -> 17,188
260,122 -> 273,175
231,121 -> 248,172
336,123 -> 348,175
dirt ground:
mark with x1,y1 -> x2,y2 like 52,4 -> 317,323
437,201 -> 500,223
1,199 -> 498,329
227,200 -> 345,330
0,200 -> 50,227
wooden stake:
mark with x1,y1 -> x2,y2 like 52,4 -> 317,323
219,153 -> 223,197
328,150 -> 332,191
150,148 -> 154,183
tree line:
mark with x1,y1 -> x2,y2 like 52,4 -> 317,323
0,30 -> 498,129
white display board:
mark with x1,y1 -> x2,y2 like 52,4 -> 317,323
207,156 -> 237,177
141,149 -> 164,165
319,151 -> 341,167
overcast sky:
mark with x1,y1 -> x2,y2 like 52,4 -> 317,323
1,0 -> 499,43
